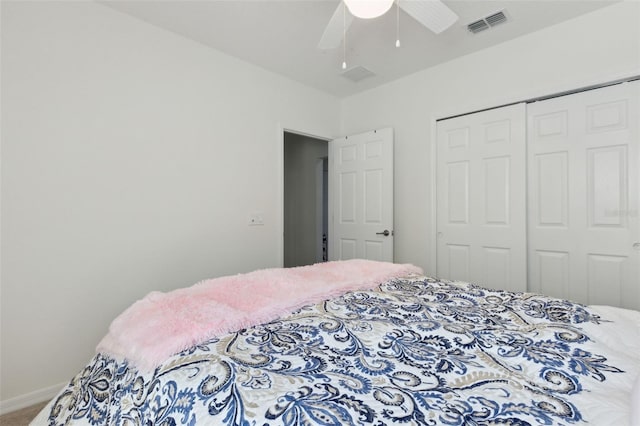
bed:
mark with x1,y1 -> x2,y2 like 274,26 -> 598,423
32,260 -> 640,425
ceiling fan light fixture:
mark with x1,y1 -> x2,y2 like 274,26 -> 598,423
344,0 -> 394,19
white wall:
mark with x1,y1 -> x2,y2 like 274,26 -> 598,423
0,1 -> 339,406
340,2 -> 640,276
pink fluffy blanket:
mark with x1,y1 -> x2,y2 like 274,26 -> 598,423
97,259 -> 422,371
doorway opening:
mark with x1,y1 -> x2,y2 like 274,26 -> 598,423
283,131 -> 329,268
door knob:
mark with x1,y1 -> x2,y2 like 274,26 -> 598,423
633,242 -> 640,251
376,230 -> 390,236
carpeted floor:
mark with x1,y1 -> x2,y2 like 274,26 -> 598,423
0,401 -> 48,425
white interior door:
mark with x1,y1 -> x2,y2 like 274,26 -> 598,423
329,128 -> 393,262
528,81 -> 639,310
436,103 -> 527,292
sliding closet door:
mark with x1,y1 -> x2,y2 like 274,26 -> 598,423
528,81 -> 639,310
436,103 -> 526,292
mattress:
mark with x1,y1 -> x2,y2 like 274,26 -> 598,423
32,270 -> 640,425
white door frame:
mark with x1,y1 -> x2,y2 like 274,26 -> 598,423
277,125 -> 332,268
428,73 -> 638,279
315,157 -> 328,262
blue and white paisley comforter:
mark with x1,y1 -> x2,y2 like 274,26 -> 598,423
34,276 -> 640,425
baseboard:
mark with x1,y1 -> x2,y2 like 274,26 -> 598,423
0,382 -> 65,416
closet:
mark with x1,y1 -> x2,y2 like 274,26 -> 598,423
436,80 -> 639,310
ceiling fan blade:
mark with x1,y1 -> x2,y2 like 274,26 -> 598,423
399,0 -> 458,34
318,3 -> 354,50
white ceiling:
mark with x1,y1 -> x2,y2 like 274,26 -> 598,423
102,0 -> 619,98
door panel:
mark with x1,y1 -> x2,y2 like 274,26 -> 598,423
587,145 -> 626,227
483,246 -> 510,289
329,128 -> 393,262
483,156 -> 510,225
535,152 -> 568,226
447,161 -> 469,223
447,244 -> 470,281
527,81 -> 639,310
339,172 -> 356,222
437,103 -> 526,292
534,250 -> 570,300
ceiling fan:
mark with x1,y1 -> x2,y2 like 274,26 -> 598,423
318,0 -> 459,50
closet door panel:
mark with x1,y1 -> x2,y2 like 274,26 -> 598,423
587,145 -> 627,228
437,103 -> 526,292
528,81 -> 639,310
535,152 -> 568,227
533,250 -> 570,300
483,156 -> 510,225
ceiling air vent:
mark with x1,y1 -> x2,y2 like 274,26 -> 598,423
467,19 -> 489,34
341,65 -> 376,83
467,10 -> 508,34
486,11 -> 507,27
